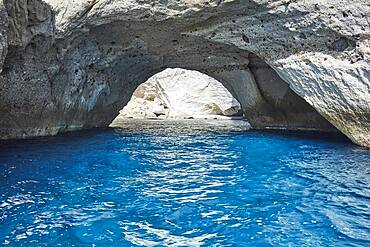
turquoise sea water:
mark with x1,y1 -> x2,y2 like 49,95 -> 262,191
0,120 -> 369,246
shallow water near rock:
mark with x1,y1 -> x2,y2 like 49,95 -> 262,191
0,120 -> 369,246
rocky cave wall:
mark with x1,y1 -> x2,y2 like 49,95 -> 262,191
0,0 -> 368,147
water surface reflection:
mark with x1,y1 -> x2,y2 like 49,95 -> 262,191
0,120 -> 369,246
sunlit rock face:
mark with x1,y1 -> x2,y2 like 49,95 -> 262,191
114,68 -> 242,120
0,0 -> 369,146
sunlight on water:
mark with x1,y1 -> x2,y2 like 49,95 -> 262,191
0,120 -> 369,246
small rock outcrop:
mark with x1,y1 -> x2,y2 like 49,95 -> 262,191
0,0 -> 368,147
114,68 -> 242,120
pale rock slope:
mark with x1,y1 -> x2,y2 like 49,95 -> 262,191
115,68 -> 241,120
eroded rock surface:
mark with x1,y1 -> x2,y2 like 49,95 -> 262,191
0,0 -> 368,146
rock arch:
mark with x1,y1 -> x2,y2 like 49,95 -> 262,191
0,0 -> 368,147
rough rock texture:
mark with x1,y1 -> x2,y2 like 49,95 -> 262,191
0,0 -> 369,146
115,68 -> 242,120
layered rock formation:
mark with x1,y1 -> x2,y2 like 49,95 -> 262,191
0,0 -> 369,147
113,68 -> 242,120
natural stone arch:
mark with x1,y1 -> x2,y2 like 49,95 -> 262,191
0,0 -> 368,147
0,9 -> 336,138
77,20 -> 334,132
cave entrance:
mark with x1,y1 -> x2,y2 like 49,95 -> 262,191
110,68 -> 245,126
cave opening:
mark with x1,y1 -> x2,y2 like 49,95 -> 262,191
103,51 -> 339,135
110,68 -> 247,128
49,20 -> 343,140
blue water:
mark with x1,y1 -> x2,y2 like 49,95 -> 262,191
0,122 -> 369,246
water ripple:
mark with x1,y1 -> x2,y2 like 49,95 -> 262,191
0,120 -> 369,246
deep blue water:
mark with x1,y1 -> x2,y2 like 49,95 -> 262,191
0,122 -> 369,246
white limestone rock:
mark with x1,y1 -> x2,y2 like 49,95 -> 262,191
271,51 -> 370,147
